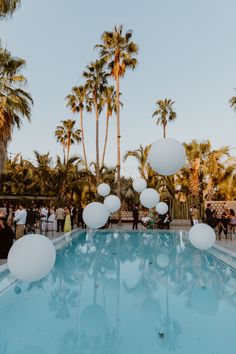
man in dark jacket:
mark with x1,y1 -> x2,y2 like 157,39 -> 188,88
26,207 -> 37,234
205,203 -> 215,228
0,212 -> 14,259
132,205 -> 139,230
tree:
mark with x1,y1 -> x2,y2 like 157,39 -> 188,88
55,120 -> 81,163
0,0 -> 20,18
83,60 -> 108,186
66,85 -> 90,169
0,46 -> 33,173
96,25 -> 138,214
229,93 -> 236,111
123,145 -> 151,179
152,99 -> 176,138
101,85 -> 121,167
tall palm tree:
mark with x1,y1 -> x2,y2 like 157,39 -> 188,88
66,85 -> 89,169
83,60 -> 108,186
0,0 -> 20,17
229,92 -> 236,111
152,99 -> 176,138
96,25 -> 138,211
55,119 -> 81,163
101,85 -> 122,167
0,45 -> 33,173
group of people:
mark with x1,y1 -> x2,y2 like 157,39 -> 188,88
133,204 -> 171,230
205,203 -> 236,238
0,203 -> 86,239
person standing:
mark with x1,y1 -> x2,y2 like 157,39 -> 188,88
205,203 -> 215,228
40,206 -> 48,233
13,204 -> 27,239
192,205 -> 200,225
55,206 -> 65,232
0,212 -> 14,259
26,207 -> 37,234
132,204 -> 139,230
77,204 -> 85,229
189,204 -> 194,226
64,207 -> 72,232
70,205 -> 77,229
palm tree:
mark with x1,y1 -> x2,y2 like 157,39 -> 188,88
66,85 -> 89,169
184,140 -> 211,203
96,25 -> 138,212
152,99 -> 176,138
55,120 -> 81,163
101,85 -> 121,167
83,60 -> 108,186
0,0 -> 20,17
123,145 -> 151,179
0,45 -> 33,173
54,155 -> 81,201
229,93 -> 236,111
31,151 -> 55,195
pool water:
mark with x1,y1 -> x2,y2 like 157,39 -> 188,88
0,230 -> 236,354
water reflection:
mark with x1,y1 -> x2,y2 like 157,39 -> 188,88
4,230 -> 234,354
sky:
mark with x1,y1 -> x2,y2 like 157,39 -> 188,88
1,0 -> 236,177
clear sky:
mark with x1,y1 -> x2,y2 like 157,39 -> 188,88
1,0 -> 236,177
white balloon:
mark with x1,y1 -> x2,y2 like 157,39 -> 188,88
156,253 -> 169,268
80,304 -> 107,337
189,223 -> 216,250
156,202 -> 169,215
83,202 -> 109,229
148,138 -> 186,175
140,188 -> 160,208
191,287 -> 219,316
97,183 -> 110,197
104,195 -> 121,213
7,234 -> 56,282
133,178 -> 147,193
141,298 -> 161,327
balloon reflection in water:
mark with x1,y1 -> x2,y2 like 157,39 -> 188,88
190,287 -> 219,316
80,304 -> 107,337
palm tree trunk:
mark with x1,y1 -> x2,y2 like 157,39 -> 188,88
94,98 -> 100,186
116,75 -> 121,222
163,123 -> 166,138
66,143 -> 70,163
0,141 -> 7,174
80,108 -> 88,169
101,110 -> 110,167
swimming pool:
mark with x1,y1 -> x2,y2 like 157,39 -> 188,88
0,230 -> 236,354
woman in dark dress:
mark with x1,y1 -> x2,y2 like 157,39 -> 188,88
0,213 -> 14,259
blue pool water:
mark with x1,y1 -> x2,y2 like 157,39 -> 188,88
0,230 -> 236,354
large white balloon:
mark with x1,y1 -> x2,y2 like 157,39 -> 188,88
156,253 -> 169,268
156,202 -> 169,215
80,304 -> 107,337
104,195 -> 121,213
190,287 -> 219,316
83,202 -> 109,229
189,223 -> 216,250
7,234 -> 56,282
141,298 -> 161,327
97,183 -> 110,197
140,188 -> 160,208
148,138 -> 186,176
133,178 -> 147,193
